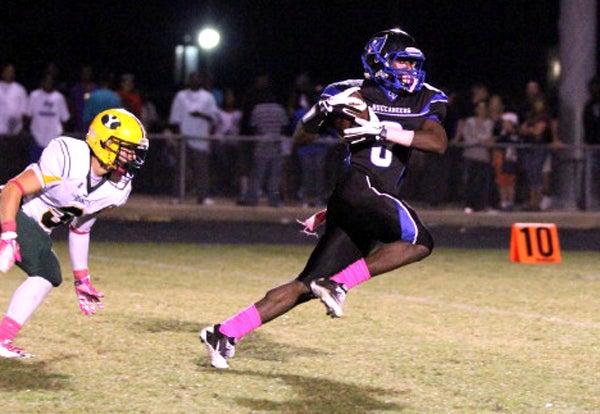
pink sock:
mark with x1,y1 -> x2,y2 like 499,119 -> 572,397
0,316 -> 22,342
331,258 -> 371,290
219,304 -> 262,340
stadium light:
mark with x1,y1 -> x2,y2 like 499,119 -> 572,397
197,27 -> 220,51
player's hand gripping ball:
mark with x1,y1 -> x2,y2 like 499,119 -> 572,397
329,90 -> 370,137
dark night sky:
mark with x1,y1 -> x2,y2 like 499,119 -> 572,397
0,0 -> 571,111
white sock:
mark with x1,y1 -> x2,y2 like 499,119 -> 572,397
6,276 -> 53,325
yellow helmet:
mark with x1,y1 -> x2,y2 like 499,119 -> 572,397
86,108 -> 149,177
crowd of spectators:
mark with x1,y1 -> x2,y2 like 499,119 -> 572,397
1,61 -> 599,211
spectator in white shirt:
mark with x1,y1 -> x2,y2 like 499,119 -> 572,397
0,64 -> 28,135
168,71 -> 219,204
24,74 -> 70,162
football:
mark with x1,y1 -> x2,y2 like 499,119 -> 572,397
329,91 -> 370,136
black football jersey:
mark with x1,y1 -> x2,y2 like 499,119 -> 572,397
320,79 -> 448,195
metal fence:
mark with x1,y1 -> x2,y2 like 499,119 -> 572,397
1,133 -> 599,211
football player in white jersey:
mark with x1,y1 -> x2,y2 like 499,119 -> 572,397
0,108 -> 149,358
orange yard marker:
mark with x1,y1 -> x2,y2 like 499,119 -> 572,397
510,223 -> 561,264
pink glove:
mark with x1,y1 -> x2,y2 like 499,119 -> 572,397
74,275 -> 105,315
0,231 -> 21,273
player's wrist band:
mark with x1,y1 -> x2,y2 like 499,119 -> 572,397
1,220 -> 17,233
73,269 -> 89,281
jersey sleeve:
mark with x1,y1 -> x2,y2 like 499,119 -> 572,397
30,138 -> 71,188
426,89 -> 448,124
321,84 -> 341,99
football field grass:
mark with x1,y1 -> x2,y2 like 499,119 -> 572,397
1,242 -> 598,413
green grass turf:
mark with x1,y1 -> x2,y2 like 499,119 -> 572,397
1,242 -> 598,413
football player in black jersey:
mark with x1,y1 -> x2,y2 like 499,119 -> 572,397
200,28 -> 448,369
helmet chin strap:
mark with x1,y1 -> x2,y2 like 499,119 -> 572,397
116,165 -> 126,174
107,166 -> 134,189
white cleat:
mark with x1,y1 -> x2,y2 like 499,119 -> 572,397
0,339 -> 35,359
199,324 -> 236,369
310,278 -> 348,318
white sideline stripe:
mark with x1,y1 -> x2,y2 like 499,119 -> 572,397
400,295 -> 600,329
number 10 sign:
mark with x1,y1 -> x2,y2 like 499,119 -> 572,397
510,223 -> 562,264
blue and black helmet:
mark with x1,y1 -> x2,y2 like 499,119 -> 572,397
361,28 -> 426,93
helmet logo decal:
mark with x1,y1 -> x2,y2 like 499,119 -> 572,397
366,36 -> 387,54
102,114 -> 121,129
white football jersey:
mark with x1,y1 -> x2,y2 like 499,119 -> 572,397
21,137 -> 132,234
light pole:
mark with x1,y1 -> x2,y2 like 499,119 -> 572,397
174,35 -> 199,86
